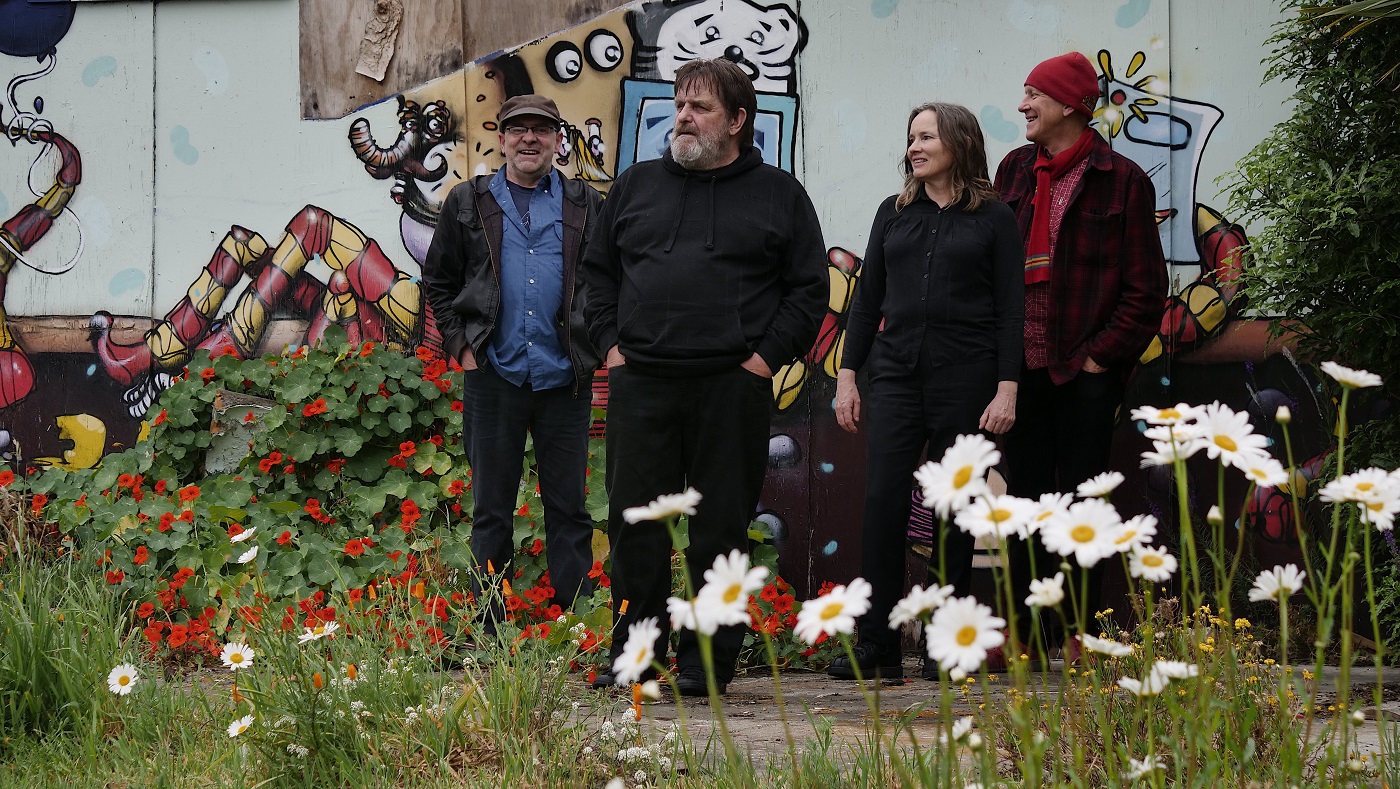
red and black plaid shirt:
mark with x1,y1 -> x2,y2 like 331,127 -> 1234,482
995,134 -> 1167,384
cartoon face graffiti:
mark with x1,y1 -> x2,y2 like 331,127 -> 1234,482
630,0 -> 807,94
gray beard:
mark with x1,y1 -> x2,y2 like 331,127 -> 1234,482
669,134 -> 726,171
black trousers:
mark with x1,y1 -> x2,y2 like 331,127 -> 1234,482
856,357 -> 995,651
462,365 -> 594,616
603,365 -> 771,682
1004,365 -> 1124,641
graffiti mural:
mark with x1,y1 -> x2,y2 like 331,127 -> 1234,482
0,0 -> 1327,596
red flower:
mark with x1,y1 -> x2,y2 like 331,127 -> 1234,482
178,485 -> 200,503
516,502 -> 530,517
243,412 -> 257,424
415,346 -> 434,362
30,493 -> 47,517
348,588 -> 364,605
167,625 -> 189,649
154,479 -> 168,495
344,538 -> 366,558
398,441 -> 417,457
450,400 -> 464,413
0,469 -> 14,487
106,569 -> 125,585
118,473 -> 136,489
587,561 -> 605,579
302,398 -> 328,417
152,410 -> 168,426
158,512 -> 175,532
268,451 -> 284,464
277,530 -> 292,546
528,538 -> 544,556
133,546 -> 149,565
199,368 -> 216,383
257,458 -> 275,473
447,479 -> 465,496
227,523 -> 244,539
137,602 -> 155,619
360,341 -> 375,357
143,622 -> 164,645
326,458 -> 346,474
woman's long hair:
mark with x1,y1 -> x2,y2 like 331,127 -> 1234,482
895,102 -> 999,212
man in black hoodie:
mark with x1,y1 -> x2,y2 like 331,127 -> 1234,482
582,59 -> 827,695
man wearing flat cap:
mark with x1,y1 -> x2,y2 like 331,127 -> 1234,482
994,52 -> 1167,659
422,94 -> 604,631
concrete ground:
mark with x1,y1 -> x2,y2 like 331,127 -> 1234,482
578,658 -> 1396,767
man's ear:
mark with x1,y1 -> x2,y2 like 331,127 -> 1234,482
729,107 -> 748,137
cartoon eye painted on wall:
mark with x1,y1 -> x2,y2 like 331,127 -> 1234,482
584,30 -> 623,72
702,25 -> 720,43
748,31 -> 765,45
546,41 -> 583,83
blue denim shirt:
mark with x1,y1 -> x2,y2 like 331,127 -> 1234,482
485,168 -> 572,390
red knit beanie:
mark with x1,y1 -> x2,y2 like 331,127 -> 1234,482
1025,52 -> 1100,118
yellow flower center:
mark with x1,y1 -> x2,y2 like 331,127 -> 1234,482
313,625 -> 326,635
990,508 -> 1011,523
1213,435 -> 1237,452
820,601 -> 844,620
118,675 -> 131,686
1070,525 -> 1096,543
231,654 -> 244,665
723,584 -> 742,604
956,625 -> 978,647
1367,501 -> 1384,512
952,466 -> 974,489
1036,510 -> 1053,522
1142,554 -> 1163,567
1160,408 -> 1181,420
1115,530 -> 1137,545
633,652 -> 647,666
1358,482 -> 1375,492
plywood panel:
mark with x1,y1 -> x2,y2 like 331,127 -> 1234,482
461,0 -> 632,62
300,0 -> 464,118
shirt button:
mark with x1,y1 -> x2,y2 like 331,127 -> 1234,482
527,310 -> 534,316
529,279 -> 535,284
529,250 -> 534,254
527,342 -> 534,347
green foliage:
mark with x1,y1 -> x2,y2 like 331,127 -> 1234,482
0,560 -> 126,748
1226,2 -> 1400,466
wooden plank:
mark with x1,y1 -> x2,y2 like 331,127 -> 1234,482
300,0 -> 465,119
461,0 -> 633,62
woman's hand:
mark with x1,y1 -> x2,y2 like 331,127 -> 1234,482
835,370 -> 861,433
979,381 -> 1018,435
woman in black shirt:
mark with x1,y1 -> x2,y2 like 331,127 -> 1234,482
828,102 -> 1024,681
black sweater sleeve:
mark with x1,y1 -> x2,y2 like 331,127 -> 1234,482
580,172 -> 626,357
839,197 -> 895,373
988,201 -> 1026,382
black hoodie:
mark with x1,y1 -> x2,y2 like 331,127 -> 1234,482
581,147 -> 828,377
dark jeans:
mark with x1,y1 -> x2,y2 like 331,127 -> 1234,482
856,357 -> 994,651
1004,365 -> 1124,642
462,364 -> 593,617
603,365 -> 771,683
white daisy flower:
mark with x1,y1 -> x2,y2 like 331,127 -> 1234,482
1130,403 -> 1202,425
1076,471 -> 1125,499
1142,422 -> 1205,445
234,546 -> 259,564
694,549 -> 767,629
666,595 -> 705,634
1024,572 -> 1066,608
916,434 -> 999,518
1140,438 -> 1201,468
220,642 -> 255,671
297,620 -> 341,644
954,493 -> 1036,539
1078,634 -> 1133,657
1248,564 -> 1305,602
1117,672 -> 1169,696
1129,545 -> 1178,583
1039,498 -> 1124,568
1320,468 -> 1400,504
1113,513 -> 1158,552
229,526 -> 257,544
1320,361 -> 1383,389
227,714 -> 254,738
1152,660 -> 1199,679
1126,755 -> 1166,779
612,617 -> 661,686
924,595 -> 1006,674
938,716 -> 974,744
1240,456 -> 1289,489
639,680 -> 662,700
1358,496 -> 1400,531
793,578 -> 872,644
888,583 -> 954,628
1025,492 -> 1073,536
107,663 -> 139,695
1197,401 -> 1270,470
623,487 -> 702,524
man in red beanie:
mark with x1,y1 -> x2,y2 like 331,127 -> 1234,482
993,52 -> 1167,664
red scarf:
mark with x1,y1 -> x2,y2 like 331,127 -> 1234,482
1024,128 -> 1097,285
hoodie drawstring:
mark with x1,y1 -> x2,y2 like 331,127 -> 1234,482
663,175 -> 689,253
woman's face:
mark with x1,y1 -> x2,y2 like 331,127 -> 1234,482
906,109 -> 954,184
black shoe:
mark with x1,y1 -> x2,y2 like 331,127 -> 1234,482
590,670 -> 618,690
827,641 -> 903,680
675,666 -> 726,697
921,657 -> 939,681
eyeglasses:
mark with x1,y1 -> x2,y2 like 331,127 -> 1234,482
503,123 -> 559,137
